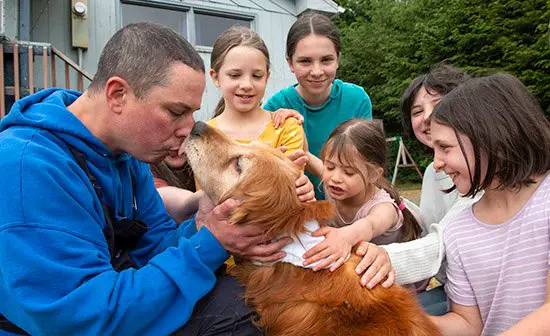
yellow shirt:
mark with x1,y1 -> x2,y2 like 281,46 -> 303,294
206,117 -> 304,154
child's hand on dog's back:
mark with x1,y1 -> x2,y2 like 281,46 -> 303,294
355,241 -> 395,288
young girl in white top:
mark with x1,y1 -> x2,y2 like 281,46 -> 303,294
302,119 -> 425,288
430,73 -> 550,335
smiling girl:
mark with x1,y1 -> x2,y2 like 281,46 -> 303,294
302,119 -> 424,290
264,13 -> 372,200
207,27 -> 304,156
430,73 -> 550,335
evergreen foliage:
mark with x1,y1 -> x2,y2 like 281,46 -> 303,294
334,0 -> 549,180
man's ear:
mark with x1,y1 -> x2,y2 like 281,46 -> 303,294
210,69 -> 220,87
105,76 -> 131,114
286,56 -> 295,74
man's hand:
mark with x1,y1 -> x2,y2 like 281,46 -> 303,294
195,194 -> 292,263
354,241 -> 395,288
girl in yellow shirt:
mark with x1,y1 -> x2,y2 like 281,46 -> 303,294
207,26 -> 304,156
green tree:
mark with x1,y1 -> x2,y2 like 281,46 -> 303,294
334,0 -> 550,181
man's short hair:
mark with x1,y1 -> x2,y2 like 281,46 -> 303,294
88,22 -> 205,98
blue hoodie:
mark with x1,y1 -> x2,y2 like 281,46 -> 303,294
0,89 -> 228,335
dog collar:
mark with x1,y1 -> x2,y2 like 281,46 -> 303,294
253,220 -> 349,269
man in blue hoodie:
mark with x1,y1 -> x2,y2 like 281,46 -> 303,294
0,23 -> 313,335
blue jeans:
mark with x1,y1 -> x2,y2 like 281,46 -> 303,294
417,286 -> 449,316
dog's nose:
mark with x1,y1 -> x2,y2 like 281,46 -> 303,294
191,121 -> 207,137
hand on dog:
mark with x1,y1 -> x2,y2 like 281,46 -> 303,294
196,194 -> 292,263
282,148 -> 308,169
295,174 -> 315,202
355,241 -> 395,289
278,148 -> 315,202
302,226 -> 355,272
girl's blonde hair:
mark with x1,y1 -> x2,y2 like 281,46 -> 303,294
321,119 -> 422,242
210,26 -> 270,118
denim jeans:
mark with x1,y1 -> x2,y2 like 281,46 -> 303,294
417,286 -> 449,316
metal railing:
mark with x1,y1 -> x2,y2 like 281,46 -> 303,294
0,40 -> 93,118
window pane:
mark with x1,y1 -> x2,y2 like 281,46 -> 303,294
195,13 -> 251,47
121,3 -> 187,38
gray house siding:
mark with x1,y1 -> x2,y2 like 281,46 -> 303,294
7,0 -> 337,120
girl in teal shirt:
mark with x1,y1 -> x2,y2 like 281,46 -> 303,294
264,13 -> 372,200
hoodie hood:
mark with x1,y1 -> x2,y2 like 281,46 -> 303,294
0,88 -> 127,161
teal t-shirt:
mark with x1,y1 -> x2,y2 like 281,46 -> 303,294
264,79 -> 372,199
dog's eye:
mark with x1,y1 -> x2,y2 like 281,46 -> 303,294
234,157 -> 242,174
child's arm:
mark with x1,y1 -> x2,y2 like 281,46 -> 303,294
303,203 -> 398,272
272,113 -> 324,178
157,188 -> 203,223
430,303 -> 483,336
305,151 -> 324,178
345,203 -> 399,243
498,271 -> 550,335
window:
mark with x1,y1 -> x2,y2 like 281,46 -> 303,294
121,2 -> 187,38
195,13 -> 251,47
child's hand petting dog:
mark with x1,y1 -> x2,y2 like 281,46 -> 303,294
279,148 -> 316,202
195,193 -> 292,263
282,147 -> 308,169
295,174 -> 315,202
302,226 -> 355,272
355,241 -> 395,289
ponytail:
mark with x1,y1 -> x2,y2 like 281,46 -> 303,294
377,178 -> 421,243
213,97 -> 225,118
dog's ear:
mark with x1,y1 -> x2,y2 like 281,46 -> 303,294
229,167 -> 303,237
300,200 -> 334,224
226,148 -> 335,237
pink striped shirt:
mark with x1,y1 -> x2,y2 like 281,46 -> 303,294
444,174 -> 550,335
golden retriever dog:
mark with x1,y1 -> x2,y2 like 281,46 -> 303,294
183,121 -> 440,336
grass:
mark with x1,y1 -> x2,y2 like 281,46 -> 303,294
395,182 -> 422,191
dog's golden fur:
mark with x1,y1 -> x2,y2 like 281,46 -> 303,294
184,122 -> 440,336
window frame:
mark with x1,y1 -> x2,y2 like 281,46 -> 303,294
119,0 -> 256,52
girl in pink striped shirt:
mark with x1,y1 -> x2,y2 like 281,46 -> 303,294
430,73 -> 550,335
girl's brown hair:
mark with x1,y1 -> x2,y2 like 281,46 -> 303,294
211,26 -> 270,117
400,64 -> 471,138
432,73 -> 550,197
286,13 -> 341,60
150,161 -> 196,191
321,119 -> 422,242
